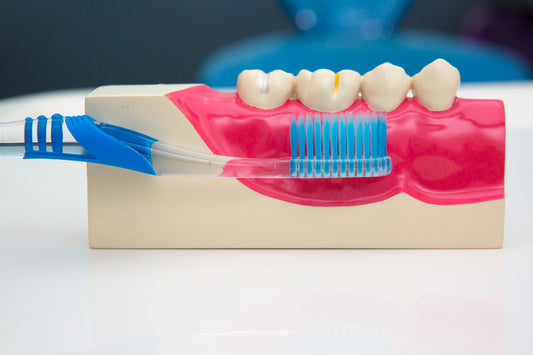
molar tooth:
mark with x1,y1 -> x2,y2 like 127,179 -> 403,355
296,69 -> 361,112
361,63 -> 411,112
236,70 -> 295,109
412,59 -> 460,111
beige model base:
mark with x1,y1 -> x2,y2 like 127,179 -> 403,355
85,85 -> 505,249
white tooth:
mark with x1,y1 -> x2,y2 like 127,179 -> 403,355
295,69 -> 361,112
236,70 -> 295,109
361,63 -> 411,112
412,59 -> 460,111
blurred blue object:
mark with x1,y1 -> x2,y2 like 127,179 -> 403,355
279,0 -> 412,37
199,0 -> 531,85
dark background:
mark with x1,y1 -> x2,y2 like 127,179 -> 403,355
0,0 -> 530,98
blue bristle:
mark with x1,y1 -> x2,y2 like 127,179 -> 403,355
347,114 -> 355,175
382,113 -> 387,155
297,115 -> 305,176
37,115 -> 47,152
377,114 -> 383,156
323,116 -> 330,176
306,115 -> 313,176
339,114 -> 347,176
376,113 -> 383,175
364,113 -> 371,175
289,112 -> 391,178
356,115 -> 363,176
380,113 -> 386,156
380,113 -> 389,175
24,117 -> 33,152
331,115 -> 339,176
290,115 -> 297,177
314,114 -> 321,176
371,113 -> 378,174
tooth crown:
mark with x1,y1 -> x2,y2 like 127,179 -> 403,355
236,60 -> 461,113
361,63 -> 411,112
236,70 -> 295,109
296,69 -> 361,112
412,59 -> 461,111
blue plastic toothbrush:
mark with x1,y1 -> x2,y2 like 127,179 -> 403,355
0,113 -> 391,178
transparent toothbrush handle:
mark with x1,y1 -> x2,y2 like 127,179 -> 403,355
0,120 -> 27,158
149,141 -> 293,178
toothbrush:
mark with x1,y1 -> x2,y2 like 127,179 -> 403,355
0,113 -> 391,178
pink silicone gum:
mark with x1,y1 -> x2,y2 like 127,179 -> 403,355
166,85 -> 505,207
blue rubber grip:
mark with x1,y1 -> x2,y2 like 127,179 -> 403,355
37,115 -> 47,152
66,116 -> 156,174
24,115 -> 157,175
51,114 -> 63,153
24,118 -> 33,152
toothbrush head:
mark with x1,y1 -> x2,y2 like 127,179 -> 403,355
290,112 -> 391,178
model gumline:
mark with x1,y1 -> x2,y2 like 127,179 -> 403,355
236,59 -> 460,113
165,86 -> 505,207
241,95 -> 458,117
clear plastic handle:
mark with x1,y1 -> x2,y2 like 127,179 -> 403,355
0,120 -> 27,158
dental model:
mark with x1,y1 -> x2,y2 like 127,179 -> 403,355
1,59 -> 505,248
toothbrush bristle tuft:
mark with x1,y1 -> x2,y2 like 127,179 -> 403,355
290,112 -> 391,178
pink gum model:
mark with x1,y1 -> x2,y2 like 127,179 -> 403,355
166,85 -> 505,207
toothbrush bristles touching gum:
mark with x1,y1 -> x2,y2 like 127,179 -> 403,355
289,113 -> 391,178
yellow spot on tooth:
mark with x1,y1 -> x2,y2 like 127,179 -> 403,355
334,73 -> 340,95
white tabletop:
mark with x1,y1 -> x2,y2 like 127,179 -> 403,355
0,83 -> 532,355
